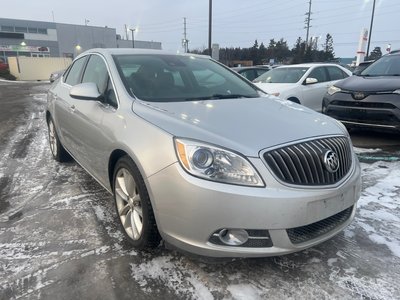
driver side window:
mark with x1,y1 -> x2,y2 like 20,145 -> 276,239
308,67 -> 328,83
81,54 -> 117,108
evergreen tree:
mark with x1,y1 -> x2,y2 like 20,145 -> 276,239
323,33 -> 335,61
368,47 -> 382,60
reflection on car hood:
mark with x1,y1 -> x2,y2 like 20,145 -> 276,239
336,75 -> 400,92
133,97 -> 344,156
253,83 -> 295,94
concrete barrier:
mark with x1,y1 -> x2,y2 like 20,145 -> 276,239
8,57 -> 72,81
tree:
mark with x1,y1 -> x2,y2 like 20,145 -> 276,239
368,47 -> 382,61
292,37 -> 305,63
323,33 -> 335,61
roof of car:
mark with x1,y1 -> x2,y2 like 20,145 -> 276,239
232,66 -> 270,71
79,48 -> 209,59
275,63 -> 344,68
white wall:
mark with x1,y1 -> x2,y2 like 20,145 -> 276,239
8,56 -> 72,81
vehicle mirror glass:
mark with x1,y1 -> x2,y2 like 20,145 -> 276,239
70,82 -> 102,100
305,77 -> 318,85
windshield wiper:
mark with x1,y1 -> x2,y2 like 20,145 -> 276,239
184,94 -> 255,101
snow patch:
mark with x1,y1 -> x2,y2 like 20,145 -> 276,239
227,284 -> 263,300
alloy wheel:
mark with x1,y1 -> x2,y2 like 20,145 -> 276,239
115,168 -> 143,240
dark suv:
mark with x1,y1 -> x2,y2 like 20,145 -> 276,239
322,51 -> 400,132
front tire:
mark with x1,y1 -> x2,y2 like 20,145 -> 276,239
47,117 -> 70,162
113,156 -> 161,249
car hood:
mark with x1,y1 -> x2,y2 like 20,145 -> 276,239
253,83 -> 295,94
133,97 -> 345,157
335,75 -> 400,92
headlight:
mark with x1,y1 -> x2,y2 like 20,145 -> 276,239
175,138 -> 264,187
327,86 -> 341,95
393,89 -> 400,94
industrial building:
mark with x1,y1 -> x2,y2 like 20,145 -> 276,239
0,18 -> 162,61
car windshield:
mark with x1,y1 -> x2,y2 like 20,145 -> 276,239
360,55 -> 400,76
253,67 -> 309,83
113,54 -> 260,102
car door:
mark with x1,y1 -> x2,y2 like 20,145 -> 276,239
302,66 -> 329,111
53,56 -> 88,149
65,54 -> 118,182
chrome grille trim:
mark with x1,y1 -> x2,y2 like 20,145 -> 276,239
262,136 -> 352,186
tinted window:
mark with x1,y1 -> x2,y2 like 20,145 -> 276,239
254,67 -> 308,83
113,54 -> 259,102
255,69 -> 268,77
239,69 -> 255,80
308,67 -> 328,83
64,57 -> 87,86
82,55 -> 109,93
327,66 -> 346,80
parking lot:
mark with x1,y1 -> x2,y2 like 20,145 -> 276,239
0,80 -> 399,300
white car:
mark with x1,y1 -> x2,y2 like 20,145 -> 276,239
253,63 -> 352,112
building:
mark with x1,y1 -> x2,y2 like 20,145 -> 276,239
0,18 -> 162,61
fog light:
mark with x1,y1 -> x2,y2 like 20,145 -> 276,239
218,229 -> 249,246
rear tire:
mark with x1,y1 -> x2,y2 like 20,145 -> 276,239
113,156 -> 161,249
47,117 -> 70,162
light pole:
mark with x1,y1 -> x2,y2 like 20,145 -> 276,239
129,28 -> 136,48
366,0 -> 376,59
208,0 -> 212,55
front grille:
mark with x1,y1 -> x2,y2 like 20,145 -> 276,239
263,136 -> 352,186
287,206 -> 353,244
330,100 -> 396,109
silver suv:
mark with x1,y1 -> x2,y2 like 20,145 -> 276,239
46,49 -> 361,257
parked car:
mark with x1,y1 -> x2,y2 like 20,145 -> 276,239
232,66 -> 270,81
49,69 -> 65,82
0,57 -> 8,70
253,63 -> 352,111
352,60 -> 374,75
322,50 -> 400,132
47,49 -> 361,257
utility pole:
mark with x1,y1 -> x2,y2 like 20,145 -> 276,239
366,0 -> 376,59
124,24 -> 128,40
208,0 -> 212,55
305,0 -> 312,46
182,17 -> 189,53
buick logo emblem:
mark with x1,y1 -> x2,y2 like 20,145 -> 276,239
353,92 -> 366,100
323,150 -> 339,173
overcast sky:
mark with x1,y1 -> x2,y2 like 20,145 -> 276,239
3,0 -> 400,57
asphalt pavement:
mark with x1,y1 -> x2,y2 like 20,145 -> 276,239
0,81 -> 399,300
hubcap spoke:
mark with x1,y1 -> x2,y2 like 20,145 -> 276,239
115,167 -> 143,241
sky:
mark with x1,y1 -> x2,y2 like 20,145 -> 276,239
3,0 -> 400,57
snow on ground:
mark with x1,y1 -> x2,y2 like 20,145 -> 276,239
0,85 -> 399,299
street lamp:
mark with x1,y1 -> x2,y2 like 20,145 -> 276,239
366,0 -> 376,59
129,28 -> 136,48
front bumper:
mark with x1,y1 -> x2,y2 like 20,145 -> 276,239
146,154 -> 361,257
323,93 -> 400,131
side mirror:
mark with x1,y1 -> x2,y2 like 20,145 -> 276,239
305,77 -> 318,85
70,82 -> 101,100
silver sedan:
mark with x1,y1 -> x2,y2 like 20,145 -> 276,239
46,48 -> 361,257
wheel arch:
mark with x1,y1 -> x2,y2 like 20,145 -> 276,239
287,96 -> 301,104
108,149 -> 129,191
